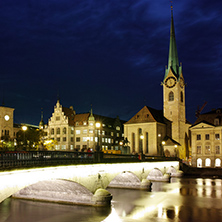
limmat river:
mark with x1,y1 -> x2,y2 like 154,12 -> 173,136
1,177 -> 222,222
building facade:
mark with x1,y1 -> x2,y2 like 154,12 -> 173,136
44,100 -> 125,152
190,109 -> 222,167
0,105 -> 14,139
124,6 -> 191,159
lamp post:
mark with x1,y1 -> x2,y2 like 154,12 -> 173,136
22,125 -> 28,150
140,135 -> 144,160
95,122 -> 101,152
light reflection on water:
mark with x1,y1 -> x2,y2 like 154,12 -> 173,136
1,177 -> 222,222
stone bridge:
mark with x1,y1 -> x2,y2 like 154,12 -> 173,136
0,161 -> 180,206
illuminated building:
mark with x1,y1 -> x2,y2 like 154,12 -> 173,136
190,109 -> 222,167
0,105 -> 15,139
124,6 -> 191,159
44,100 -> 124,152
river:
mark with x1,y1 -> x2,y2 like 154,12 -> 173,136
1,177 -> 222,222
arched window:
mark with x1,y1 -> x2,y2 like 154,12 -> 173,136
56,128 -> 60,134
215,158 -> 221,167
180,91 -> 183,103
197,158 -> 202,168
169,91 -> 174,101
205,158 -> 211,167
63,127 -> 67,134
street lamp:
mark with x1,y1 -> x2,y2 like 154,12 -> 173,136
22,125 -> 28,150
140,135 -> 144,160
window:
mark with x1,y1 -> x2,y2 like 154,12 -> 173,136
76,122 -> 79,126
205,158 -> 211,167
216,146 -> 220,154
214,119 -> 220,126
180,92 -> 183,103
205,134 -> 210,140
116,126 -> 120,131
63,137 -> 66,142
197,158 -> 202,168
51,128 -> 54,135
102,131 -> 105,135
215,134 -> 220,140
169,91 -> 174,101
76,137 -> 80,142
76,130 -> 80,135
197,146 -> 201,154
82,137 -> 88,142
117,133 -> 119,137
56,128 -> 60,134
108,138 -> 111,143
71,137 -> 74,142
102,138 -> 105,142
111,132 -> 114,136
197,134 -> 201,140
57,137 -> 60,142
71,128 -> 74,134
83,121 -> 87,125
205,145 -> 211,154
83,129 -> 87,134
56,116 -> 60,121
89,122 -> 94,126
215,158 -> 221,167
89,129 -> 93,134
63,127 -> 66,134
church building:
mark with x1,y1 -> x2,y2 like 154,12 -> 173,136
124,6 -> 191,159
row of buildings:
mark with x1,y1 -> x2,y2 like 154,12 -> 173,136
1,6 -> 221,168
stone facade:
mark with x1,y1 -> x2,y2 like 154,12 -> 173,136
0,106 -> 14,139
190,109 -> 222,167
44,100 -> 124,152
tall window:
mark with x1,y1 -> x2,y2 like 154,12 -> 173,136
145,132 -> 149,154
205,134 -> 210,140
197,146 -> 201,154
180,91 -> 183,103
205,145 -> 210,154
132,133 -> 135,152
56,128 -> 60,135
63,127 -> 66,134
197,134 -> 201,140
216,145 -> 220,154
169,91 -> 174,101
215,134 -> 220,140
51,128 -> 54,135
215,158 -> 221,167
205,158 -> 211,167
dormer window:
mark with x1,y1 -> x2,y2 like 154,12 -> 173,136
214,118 -> 219,126
83,121 -> 87,125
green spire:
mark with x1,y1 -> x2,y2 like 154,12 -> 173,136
164,5 -> 182,80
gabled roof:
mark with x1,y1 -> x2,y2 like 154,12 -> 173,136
193,108 -> 222,126
125,106 -> 166,125
163,136 -> 181,146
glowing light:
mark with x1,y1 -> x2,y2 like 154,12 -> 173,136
162,141 -> 166,145
22,125 -> 28,131
140,135 -> 144,139
102,208 -> 122,222
96,122 -> 101,128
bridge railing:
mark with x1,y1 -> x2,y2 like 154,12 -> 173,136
0,151 -> 179,170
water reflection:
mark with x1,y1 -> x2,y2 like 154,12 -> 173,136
1,178 -> 222,222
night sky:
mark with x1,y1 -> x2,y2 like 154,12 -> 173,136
0,0 -> 221,126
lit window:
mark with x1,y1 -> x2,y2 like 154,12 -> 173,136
117,133 -> 119,137
169,91 -> 174,101
89,129 -> 93,134
102,131 -> 105,135
205,145 -> 210,154
102,138 -> 105,142
205,158 -> 211,167
116,126 -> 120,131
111,132 -> 114,136
108,138 -> 111,143
215,134 -> 220,140
83,129 -> 87,134
89,123 -> 94,126
83,121 -> 87,125
76,130 -> 80,135
82,137 -> 87,142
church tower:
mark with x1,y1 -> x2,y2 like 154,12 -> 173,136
163,5 -> 187,159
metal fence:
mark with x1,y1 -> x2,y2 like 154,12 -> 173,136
0,151 -> 179,170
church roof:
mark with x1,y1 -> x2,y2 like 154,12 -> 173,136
125,106 -> 166,125
193,108 -> 222,126
164,5 -> 182,81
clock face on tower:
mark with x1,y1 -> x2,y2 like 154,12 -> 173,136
165,76 -> 176,88
4,115 -> 10,121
